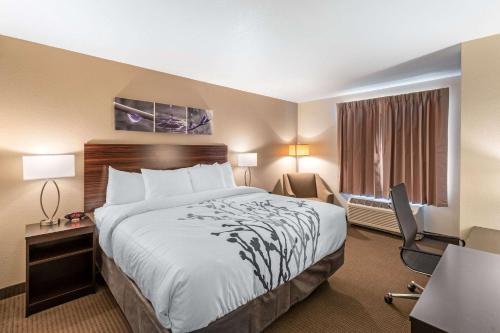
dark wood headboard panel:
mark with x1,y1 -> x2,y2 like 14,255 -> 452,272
84,143 -> 228,212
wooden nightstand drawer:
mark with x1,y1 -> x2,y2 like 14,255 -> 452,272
25,219 -> 96,316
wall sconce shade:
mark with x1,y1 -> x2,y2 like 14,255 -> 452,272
289,144 -> 310,157
23,154 -> 75,180
237,153 -> 258,167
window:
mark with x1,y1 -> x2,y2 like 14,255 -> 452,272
337,88 -> 449,206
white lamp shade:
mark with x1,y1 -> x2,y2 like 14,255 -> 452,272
238,153 -> 258,167
23,154 -> 75,180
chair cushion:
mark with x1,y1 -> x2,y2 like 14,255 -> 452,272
402,238 -> 449,275
286,173 -> 317,198
401,249 -> 441,275
417,237 -> 449,254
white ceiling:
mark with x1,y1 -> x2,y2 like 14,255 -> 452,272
1,0 -> 500,102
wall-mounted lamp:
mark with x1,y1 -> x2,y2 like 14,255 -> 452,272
23,154 -> 75,226
289,144 -> 310,172
237,153 -> 257,186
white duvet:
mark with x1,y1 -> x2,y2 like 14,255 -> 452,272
95,187 -> 346,333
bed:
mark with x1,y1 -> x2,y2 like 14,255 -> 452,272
84,143 -> 346,333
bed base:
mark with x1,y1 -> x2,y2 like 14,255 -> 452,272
97,245 -> 344,333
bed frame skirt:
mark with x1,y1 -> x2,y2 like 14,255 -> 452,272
97,244 -> 345,333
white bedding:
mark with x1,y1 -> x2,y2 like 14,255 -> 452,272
95,187 -> 346,333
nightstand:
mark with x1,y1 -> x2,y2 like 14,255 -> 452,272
25,219 -> 96,316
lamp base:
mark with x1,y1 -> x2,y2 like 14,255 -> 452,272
244,168 -> 252,187
40,219 -> 59,226
39,179 -> 61,227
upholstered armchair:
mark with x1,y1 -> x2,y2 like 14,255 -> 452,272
274,173 -> 336,204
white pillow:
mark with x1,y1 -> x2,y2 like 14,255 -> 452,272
106,166 -> 145,205
218,162 -> 237,188
141,168 -> 194,199
188,164 -> 226,192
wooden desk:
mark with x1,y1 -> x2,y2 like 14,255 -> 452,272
410,245 -> 500,332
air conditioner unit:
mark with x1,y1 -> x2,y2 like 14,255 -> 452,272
346,197 -> 423,235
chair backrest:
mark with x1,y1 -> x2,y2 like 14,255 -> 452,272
285,173 -> 317,198
390,183 -> 417,249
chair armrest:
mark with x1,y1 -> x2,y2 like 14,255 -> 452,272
420,231 -> 466,246
314,174 -> 335,203
316,187 -> 335,203
271,178 -> 284,195
400,246 -> 442,257
282,175 -> 296,197
325,192 -> 335,204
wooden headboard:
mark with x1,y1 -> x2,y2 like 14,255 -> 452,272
84,143 -> 228,212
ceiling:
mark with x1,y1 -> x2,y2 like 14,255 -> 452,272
1,0 -> 500,102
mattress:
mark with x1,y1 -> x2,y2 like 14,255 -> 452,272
95,187 -> 347,333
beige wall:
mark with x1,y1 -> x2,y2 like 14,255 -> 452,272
0,36 -> 297,288
461,34 -> 500,236
298,76 -> 461,236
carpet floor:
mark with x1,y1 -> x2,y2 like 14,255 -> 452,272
0,225 -> 427,332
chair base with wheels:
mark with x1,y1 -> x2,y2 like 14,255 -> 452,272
384,281 -> 424,304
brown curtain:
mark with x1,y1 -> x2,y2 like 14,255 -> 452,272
337,88 -> 449,206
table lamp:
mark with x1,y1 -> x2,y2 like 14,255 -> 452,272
237,153 -> 257,186
289,144 -> 310,172
23,154 -> 75,226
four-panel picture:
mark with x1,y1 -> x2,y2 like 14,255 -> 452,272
114,97 -> 213,135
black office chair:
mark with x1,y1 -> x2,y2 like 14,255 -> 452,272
384,183 -> 465,304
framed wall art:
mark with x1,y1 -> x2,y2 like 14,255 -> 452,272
114,97 -> 213,135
